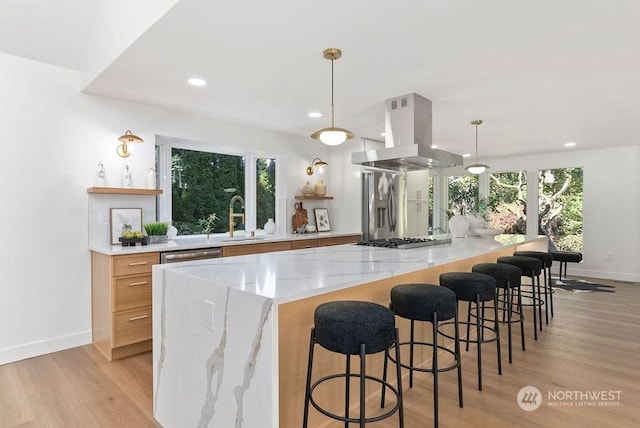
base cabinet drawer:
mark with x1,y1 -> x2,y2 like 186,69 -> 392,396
113,253 -> 159,276
114,274 -> 152,312
113,307 -> 152,347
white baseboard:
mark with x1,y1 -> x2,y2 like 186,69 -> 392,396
563,266 -> 640,283
0,330 -> 92,366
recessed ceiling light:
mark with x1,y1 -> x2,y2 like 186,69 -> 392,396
380,132 -> 386,137
564,141 -> 576,147
188,78 -> 207,86
308,112 -> 322,118
463,153 -> 471,158
431,144 -> 438,149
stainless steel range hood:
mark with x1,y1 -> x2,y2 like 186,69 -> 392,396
351,93 -> 463,171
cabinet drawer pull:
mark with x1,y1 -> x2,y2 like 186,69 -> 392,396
128,281 -> 148,286
129,314 -> 149,321
128,261 -> 148,266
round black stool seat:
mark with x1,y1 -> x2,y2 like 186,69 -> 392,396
439,272 -> 497,302
497,256 -> 542,277
514,251 -> 553,268
314,301 -> 396,355
472,263 -> 526,363
304,301 -> 404,427
471,263 -> 522,288
390,284 -> 456,321
551,251 -> 582,263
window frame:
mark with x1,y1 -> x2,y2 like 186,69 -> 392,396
155,135 -> 281,237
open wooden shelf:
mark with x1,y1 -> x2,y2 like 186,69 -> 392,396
87,187 -> 163,195
294,195 -> 333,200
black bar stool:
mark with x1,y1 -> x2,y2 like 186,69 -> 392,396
550,250 -> 583,281
514,250 -> 554,322
471,263 -> 525,363
303,301 -> 404,428
382,284 -> 462,428
439,272 -> 501,391
497,256 -> 544,340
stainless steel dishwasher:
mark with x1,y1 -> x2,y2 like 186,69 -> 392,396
160,247 -> 223,263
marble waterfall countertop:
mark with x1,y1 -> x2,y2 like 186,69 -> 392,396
89,230 -> 360,256
152,234 -> 546,428
154,234 -> 543,304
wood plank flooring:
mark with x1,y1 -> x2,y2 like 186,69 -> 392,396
0,277 -> 638,427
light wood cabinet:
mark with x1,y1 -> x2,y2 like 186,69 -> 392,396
290,239 -> 319,250
317,235 -> 360,247
91,251 -> 159,361
222,241 -> 292,257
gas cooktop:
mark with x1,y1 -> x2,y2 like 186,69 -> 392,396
356,237 -> 452,249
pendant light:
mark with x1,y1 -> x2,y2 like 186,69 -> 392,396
310,48 -> 354,146
465,120 -> 489,174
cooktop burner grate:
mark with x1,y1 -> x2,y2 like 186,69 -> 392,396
356,237 -> 452,249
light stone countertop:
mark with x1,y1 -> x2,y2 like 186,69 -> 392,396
153,234 -> 545,304
89,230 -> 361,256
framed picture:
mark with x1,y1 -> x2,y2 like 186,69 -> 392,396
314,208 -> 331,232
110,208 -> 142,244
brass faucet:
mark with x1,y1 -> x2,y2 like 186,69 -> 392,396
229,195 -> 245,237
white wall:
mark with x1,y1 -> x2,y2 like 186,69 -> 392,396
0,52 -> 331,364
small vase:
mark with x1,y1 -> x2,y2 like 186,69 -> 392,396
302,181 -> 314,195
122,164 -> 132,188
448,214 -> 469,238
146,168 -> 156,189
95,162 -> 106,187
264,218 -> 276,234
314,179 -> 326,196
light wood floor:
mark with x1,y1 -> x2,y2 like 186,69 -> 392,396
0,277 -> 638,427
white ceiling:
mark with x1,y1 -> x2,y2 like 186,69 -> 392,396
3,0 -> 640,158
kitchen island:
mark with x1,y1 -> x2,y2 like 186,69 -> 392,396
152,234 -> 546,428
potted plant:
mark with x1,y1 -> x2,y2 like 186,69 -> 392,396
144,222 -> 169,244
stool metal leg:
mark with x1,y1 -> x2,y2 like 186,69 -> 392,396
303,328 -> 316,428
494,292 -> 502,375
394,328 -> 405,428
345,355 -> 351,428
548,265 -> 554,317
516,285 -> 526,351
536,274 -> 543,331
409,320 -> 415,388
432,312 -> 439,427
475,295 -> 483,391
542,268 -> 549,325
454,306 -> 463,409
505,286 -> 513,363
530,275 -> 538,341
359,343 -> 366,428
465,302 -> 472,352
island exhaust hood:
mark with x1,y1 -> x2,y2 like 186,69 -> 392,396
351,93 -> 463,171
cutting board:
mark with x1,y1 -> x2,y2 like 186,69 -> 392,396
292,202 -> 308,231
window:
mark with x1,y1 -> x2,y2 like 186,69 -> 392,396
171,147 -> 245,235
256,158 -> 276,229
488,171 -> 527,234
448,175 -> 479,215
538,167 -> 583,252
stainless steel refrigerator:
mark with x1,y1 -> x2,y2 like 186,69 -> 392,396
361,170 -> 407,241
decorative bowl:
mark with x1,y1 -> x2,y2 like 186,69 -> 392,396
305,224 -> 316,233
475,228 -> 503,238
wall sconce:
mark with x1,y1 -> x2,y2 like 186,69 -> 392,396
306,157 -> 328,175
117,130 -> 143,158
